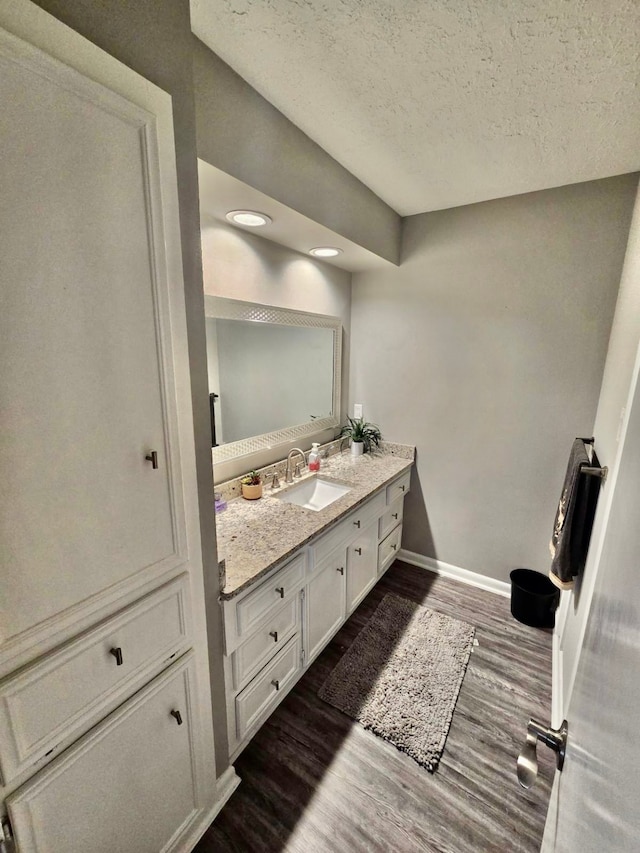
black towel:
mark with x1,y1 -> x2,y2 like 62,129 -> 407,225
549,439 -> 602,590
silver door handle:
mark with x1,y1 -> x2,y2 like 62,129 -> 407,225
517,718 -> 568,789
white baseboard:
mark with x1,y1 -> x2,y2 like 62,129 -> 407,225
180,765 -> 240,851
215,765 -> 241,809
397,549 -> 511,598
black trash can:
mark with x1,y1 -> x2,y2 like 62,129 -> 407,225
510,568 -> 560,629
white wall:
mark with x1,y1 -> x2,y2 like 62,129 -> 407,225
193,38 -> 401,265
555,176 -> 640,721
200,218 -> 351,480
350,175 -> 637,583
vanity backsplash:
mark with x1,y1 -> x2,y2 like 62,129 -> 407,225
214,439 -> 414,504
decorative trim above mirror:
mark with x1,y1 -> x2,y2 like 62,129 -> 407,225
204,296 -> 342,464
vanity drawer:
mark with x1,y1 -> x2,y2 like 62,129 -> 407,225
379,498 -> 404,541
0,575 -> 190,785
231,597 -> 300,692
230,554 -> 305,649
378,524 -> 403,574
386,470 -> 410,505
309,491 -> 386,569
235,635 -> 301,740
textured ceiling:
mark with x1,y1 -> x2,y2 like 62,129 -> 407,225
191,0 -> 640,216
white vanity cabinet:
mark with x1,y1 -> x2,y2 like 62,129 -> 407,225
0,5 -> 230,849
221,467 -> 411,760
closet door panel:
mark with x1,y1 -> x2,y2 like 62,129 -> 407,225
0,28 -> 187,651
6,653 -> 200,853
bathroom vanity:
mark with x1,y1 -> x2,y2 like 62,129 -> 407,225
216,448 -> 414,759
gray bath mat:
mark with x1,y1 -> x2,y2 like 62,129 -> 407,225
318,593 -> 475,771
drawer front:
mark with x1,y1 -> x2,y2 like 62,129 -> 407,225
0,575 -> 190,785
379,497 -> 404,541
235,635 -> 301,740
232,597 -> 300,692
7,653 -> 201,853
378,524 -> 403,573
309,491 -> 386,569
385,470 -> 411,506
235,554 -> 305,640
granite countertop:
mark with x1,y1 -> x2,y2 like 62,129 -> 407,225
217,447 -> 414,600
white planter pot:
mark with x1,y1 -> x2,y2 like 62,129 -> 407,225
351,440 -> 364,457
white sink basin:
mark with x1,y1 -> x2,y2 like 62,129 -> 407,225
275,477 -> 351,511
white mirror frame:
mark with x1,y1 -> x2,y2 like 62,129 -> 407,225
204,296 -> 342,464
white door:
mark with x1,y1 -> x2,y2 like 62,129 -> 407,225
306,551 -> 346,664
541,349 -> 640,850
346,521 -> 378,613
0,4 -> 197,675
6,654 -> 200,853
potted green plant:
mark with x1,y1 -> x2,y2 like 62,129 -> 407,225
240,470 -> 263,500
339,417 -> 382,457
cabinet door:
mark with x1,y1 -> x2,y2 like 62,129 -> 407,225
346,521 -> 379,613
306,551 -> 347,664
6,654 -> 201,853
0,10 -> 196,672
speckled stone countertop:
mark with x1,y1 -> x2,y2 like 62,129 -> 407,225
217,446 -> 415,600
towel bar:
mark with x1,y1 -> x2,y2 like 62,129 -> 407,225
582,465 -> 608,481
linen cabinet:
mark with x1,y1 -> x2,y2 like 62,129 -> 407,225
0,3 -> 233,849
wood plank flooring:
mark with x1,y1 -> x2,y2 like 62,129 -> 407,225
196,561 -> 554,853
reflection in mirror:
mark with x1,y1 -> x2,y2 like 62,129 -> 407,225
204,297 -> 341,464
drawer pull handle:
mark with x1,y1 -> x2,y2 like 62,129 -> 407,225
170,709 -> 183,726
354,547 -> 362,556
391,544 -> 397,551
110,647 -> 123,666
400,485 -> 406,492
275,586 -> 285,598
392,513 -> 398,520
145,450 -> 159,469
337,566 -> 344,575
271,679 -> 280,691
269,631 -> 279,643
353,520 -> 361,528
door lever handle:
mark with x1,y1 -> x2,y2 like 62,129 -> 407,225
517,718 -> 568,789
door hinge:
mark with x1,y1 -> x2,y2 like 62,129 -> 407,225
0,814 -> 13,845
300,588 -> 305,602
301,648 -> 306,666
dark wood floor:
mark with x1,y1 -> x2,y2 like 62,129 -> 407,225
196,561 -> 554,853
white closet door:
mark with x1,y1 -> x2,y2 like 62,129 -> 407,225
0,13 -> 194,670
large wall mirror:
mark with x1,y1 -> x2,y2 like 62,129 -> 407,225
204,296 -> 342,463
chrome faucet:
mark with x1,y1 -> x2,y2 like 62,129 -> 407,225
285,448 -> 306,483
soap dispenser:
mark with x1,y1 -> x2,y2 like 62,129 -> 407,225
308,443 -> 321,472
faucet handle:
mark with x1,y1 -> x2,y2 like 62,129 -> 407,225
294,461 -> 305,478
265,471 -> 281,489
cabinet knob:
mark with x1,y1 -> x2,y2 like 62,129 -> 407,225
400,485 -> 406,492
391,544 -> 397,551
337,566 -> 344,575
145,450 -> 159,469
269,630 -> 279,643
271,679 -> 280,691
109,647 -> 123,666
354,547 -> 362,556
275,586 -> 285,599
170,709 -> 183,726
353,519 -> 361,528
392,513 -> 398,520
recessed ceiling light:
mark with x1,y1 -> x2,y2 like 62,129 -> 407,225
226,210 -> 272,227
309,247 -> 342,258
